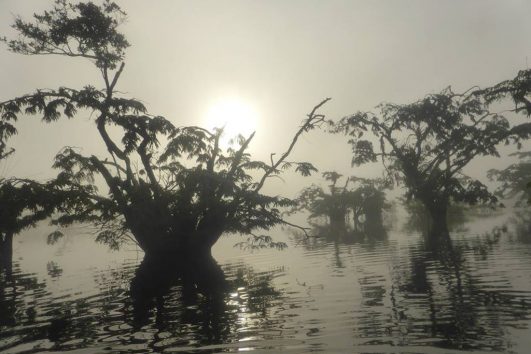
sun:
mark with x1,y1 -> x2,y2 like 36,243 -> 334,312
204,97 -> 259,146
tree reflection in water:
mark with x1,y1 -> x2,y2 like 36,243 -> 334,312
2,212 -> 531,353
0,263 -> 50,348
0,257 -> 284,353
308,219 -> 388,245
365,225 -> 530,351
295,214 -> 531,352
129,254 -> 284,347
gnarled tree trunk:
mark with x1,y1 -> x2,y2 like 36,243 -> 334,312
422,198 -> 449,238
132,230 -> 222,263
123,197 -> 228,262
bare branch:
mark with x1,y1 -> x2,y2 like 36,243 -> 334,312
255,98 -> 331,192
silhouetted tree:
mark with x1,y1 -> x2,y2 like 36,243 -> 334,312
290,171 -> 387,233
0,179 -> 64,271
0,104 -> 64,271
335,87 -> 529,236
0,1 -> 330,263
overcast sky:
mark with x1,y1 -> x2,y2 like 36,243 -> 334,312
1,0 -> 530,197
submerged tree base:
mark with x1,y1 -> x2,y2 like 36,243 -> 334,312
130,249 -> 227,328
427,215 -> 450,239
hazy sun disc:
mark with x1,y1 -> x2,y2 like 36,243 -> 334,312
204,97 -> 259,145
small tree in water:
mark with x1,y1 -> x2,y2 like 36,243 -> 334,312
290,171 -> 387,234
0,116 -> 65,271
334,87 -> 530,236
0,1 -> 330,262
0,179 -> 65,271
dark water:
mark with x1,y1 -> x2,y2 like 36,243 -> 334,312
1,209 -> 531,353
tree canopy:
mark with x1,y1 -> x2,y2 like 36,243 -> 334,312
334,86 -> 530,233
0,0 -> 331,257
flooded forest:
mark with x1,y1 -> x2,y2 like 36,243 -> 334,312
1,1 -> 531,353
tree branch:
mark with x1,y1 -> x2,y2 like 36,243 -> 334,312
89,156 -> 127,211
255,98 -> 331,192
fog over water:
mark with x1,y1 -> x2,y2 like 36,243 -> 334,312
3,209 -> 531,353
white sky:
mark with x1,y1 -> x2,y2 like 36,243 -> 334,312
1,0 -> 530,197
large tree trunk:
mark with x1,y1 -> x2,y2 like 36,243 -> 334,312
137,232 -> 219,262
127,217 -> 224,271
0,232 -> 13,274
125,203 -> 225,261
423,199 -> 449,238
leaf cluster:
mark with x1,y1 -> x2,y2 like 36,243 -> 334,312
2,0 -> 128,69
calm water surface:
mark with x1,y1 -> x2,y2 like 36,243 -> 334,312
1,208 -> 531,353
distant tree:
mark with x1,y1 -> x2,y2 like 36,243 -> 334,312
0,103 -> 63,271
0,179 -> 65,271
356,184 -> 386,230
334,87 -> 530,236
290,171 -> 387,233
0,1 -> 330,263
488,151 -> 531,206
